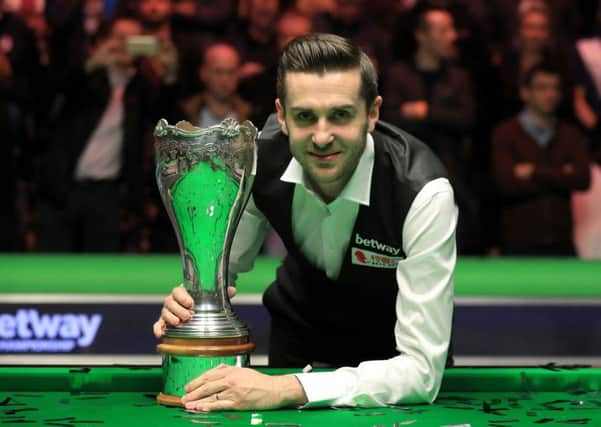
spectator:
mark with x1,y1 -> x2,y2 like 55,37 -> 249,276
494,4 -> 573,121
34,16 -> 176,252
174,43 -> 250,127
134,0 -> 209,95
491,62 -> 590,256
312,0 -> 391,71
228,0 -> 280,81
381,2 -> 478,253
239,8 -> 312,128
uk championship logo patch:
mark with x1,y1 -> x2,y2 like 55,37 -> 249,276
351,247 -> 403,269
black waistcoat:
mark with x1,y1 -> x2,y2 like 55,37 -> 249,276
252,116 -> 447,366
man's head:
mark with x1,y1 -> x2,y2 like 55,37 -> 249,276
274,34 -> 382,202
414,4 -> 457,61
334,0 -> 362,24
518,6 -> 551,52
276,33 -> 378,112
106,17 -> 144,68
520,62 -> 562,116
200,43 -> 241,102
276,9 -> 312,52
247,0 -> 280,33
137,0 -> 172,31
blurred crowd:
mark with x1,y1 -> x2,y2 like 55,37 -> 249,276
2,0 -> 601,257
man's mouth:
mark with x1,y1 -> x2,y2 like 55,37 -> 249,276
309,152 -> 341,161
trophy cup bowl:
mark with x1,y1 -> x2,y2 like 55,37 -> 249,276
153,118 -> 257,406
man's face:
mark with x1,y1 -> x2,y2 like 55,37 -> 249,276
520,11 -> 550,52
248,0 -> 279,31
276,69 -> 381,201
417,10 -> 457,60
521,72 -> 561,116
138,0 -> 172,28
201,46 -> 240,101
110,19 -> 143,67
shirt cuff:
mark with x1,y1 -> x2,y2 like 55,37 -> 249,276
294,371 -> 354,408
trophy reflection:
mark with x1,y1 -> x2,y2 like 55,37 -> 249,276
153,118 -> 257,406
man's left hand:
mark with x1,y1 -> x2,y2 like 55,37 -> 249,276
181,365 -> 308,412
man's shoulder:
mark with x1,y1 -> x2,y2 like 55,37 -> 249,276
372,121 -> 448,184
556,120 -> 587,145
557,120 -> 584,136
257,113 -> 285,141
373,120 -> 432,153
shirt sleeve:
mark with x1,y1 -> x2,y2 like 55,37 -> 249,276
294,178 -> 458,407
228,194 -> 270,283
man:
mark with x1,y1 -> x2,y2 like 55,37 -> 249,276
227,0 -> 280,81
491,62 -> 590,255
312,0 -> 391,71
35,17 -> 177,252
381,3 -> 477,252
154,34 -> 457,410
175,43 -> 250,127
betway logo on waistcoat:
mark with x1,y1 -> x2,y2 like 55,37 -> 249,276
0,309 -> 102,352
352,234 -> 404,269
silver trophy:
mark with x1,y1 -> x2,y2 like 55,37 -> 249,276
153,118 -> 257,406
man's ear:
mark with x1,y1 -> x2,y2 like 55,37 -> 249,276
275,98 -> 288,135
367,96 -> 383,132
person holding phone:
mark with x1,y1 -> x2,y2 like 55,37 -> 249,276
35,17 -> 178,252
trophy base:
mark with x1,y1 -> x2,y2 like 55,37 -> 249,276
156,392 -> 185,407
156,336 -> 255,407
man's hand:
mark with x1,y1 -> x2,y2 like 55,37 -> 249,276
181,365 -> 308,412
85,38 -> 128,72
143,36 -> 179,84
400,100 -> 429,120
239,62 -> 264,80
514,162 -> 535,179
153,285 -> 237,338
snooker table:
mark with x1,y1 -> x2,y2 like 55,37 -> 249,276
1,366 -> 601,426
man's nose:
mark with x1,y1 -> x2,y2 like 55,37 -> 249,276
311,119 -> 334,146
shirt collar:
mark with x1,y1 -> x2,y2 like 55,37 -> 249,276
518,109 -> 556,147
280,133 -> 375,206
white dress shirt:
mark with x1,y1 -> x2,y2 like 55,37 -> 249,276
229,133 -> 458,408
75,67 -> 133,181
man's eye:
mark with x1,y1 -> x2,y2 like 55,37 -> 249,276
295,112 -> 315,123
330,110 -> 353,122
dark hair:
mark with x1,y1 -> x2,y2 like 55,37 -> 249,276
276,33 -> 378,111
522,60 -> 561,87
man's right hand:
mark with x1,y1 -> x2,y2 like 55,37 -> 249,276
153,285 -> 237,338
85,38 -> 129,72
